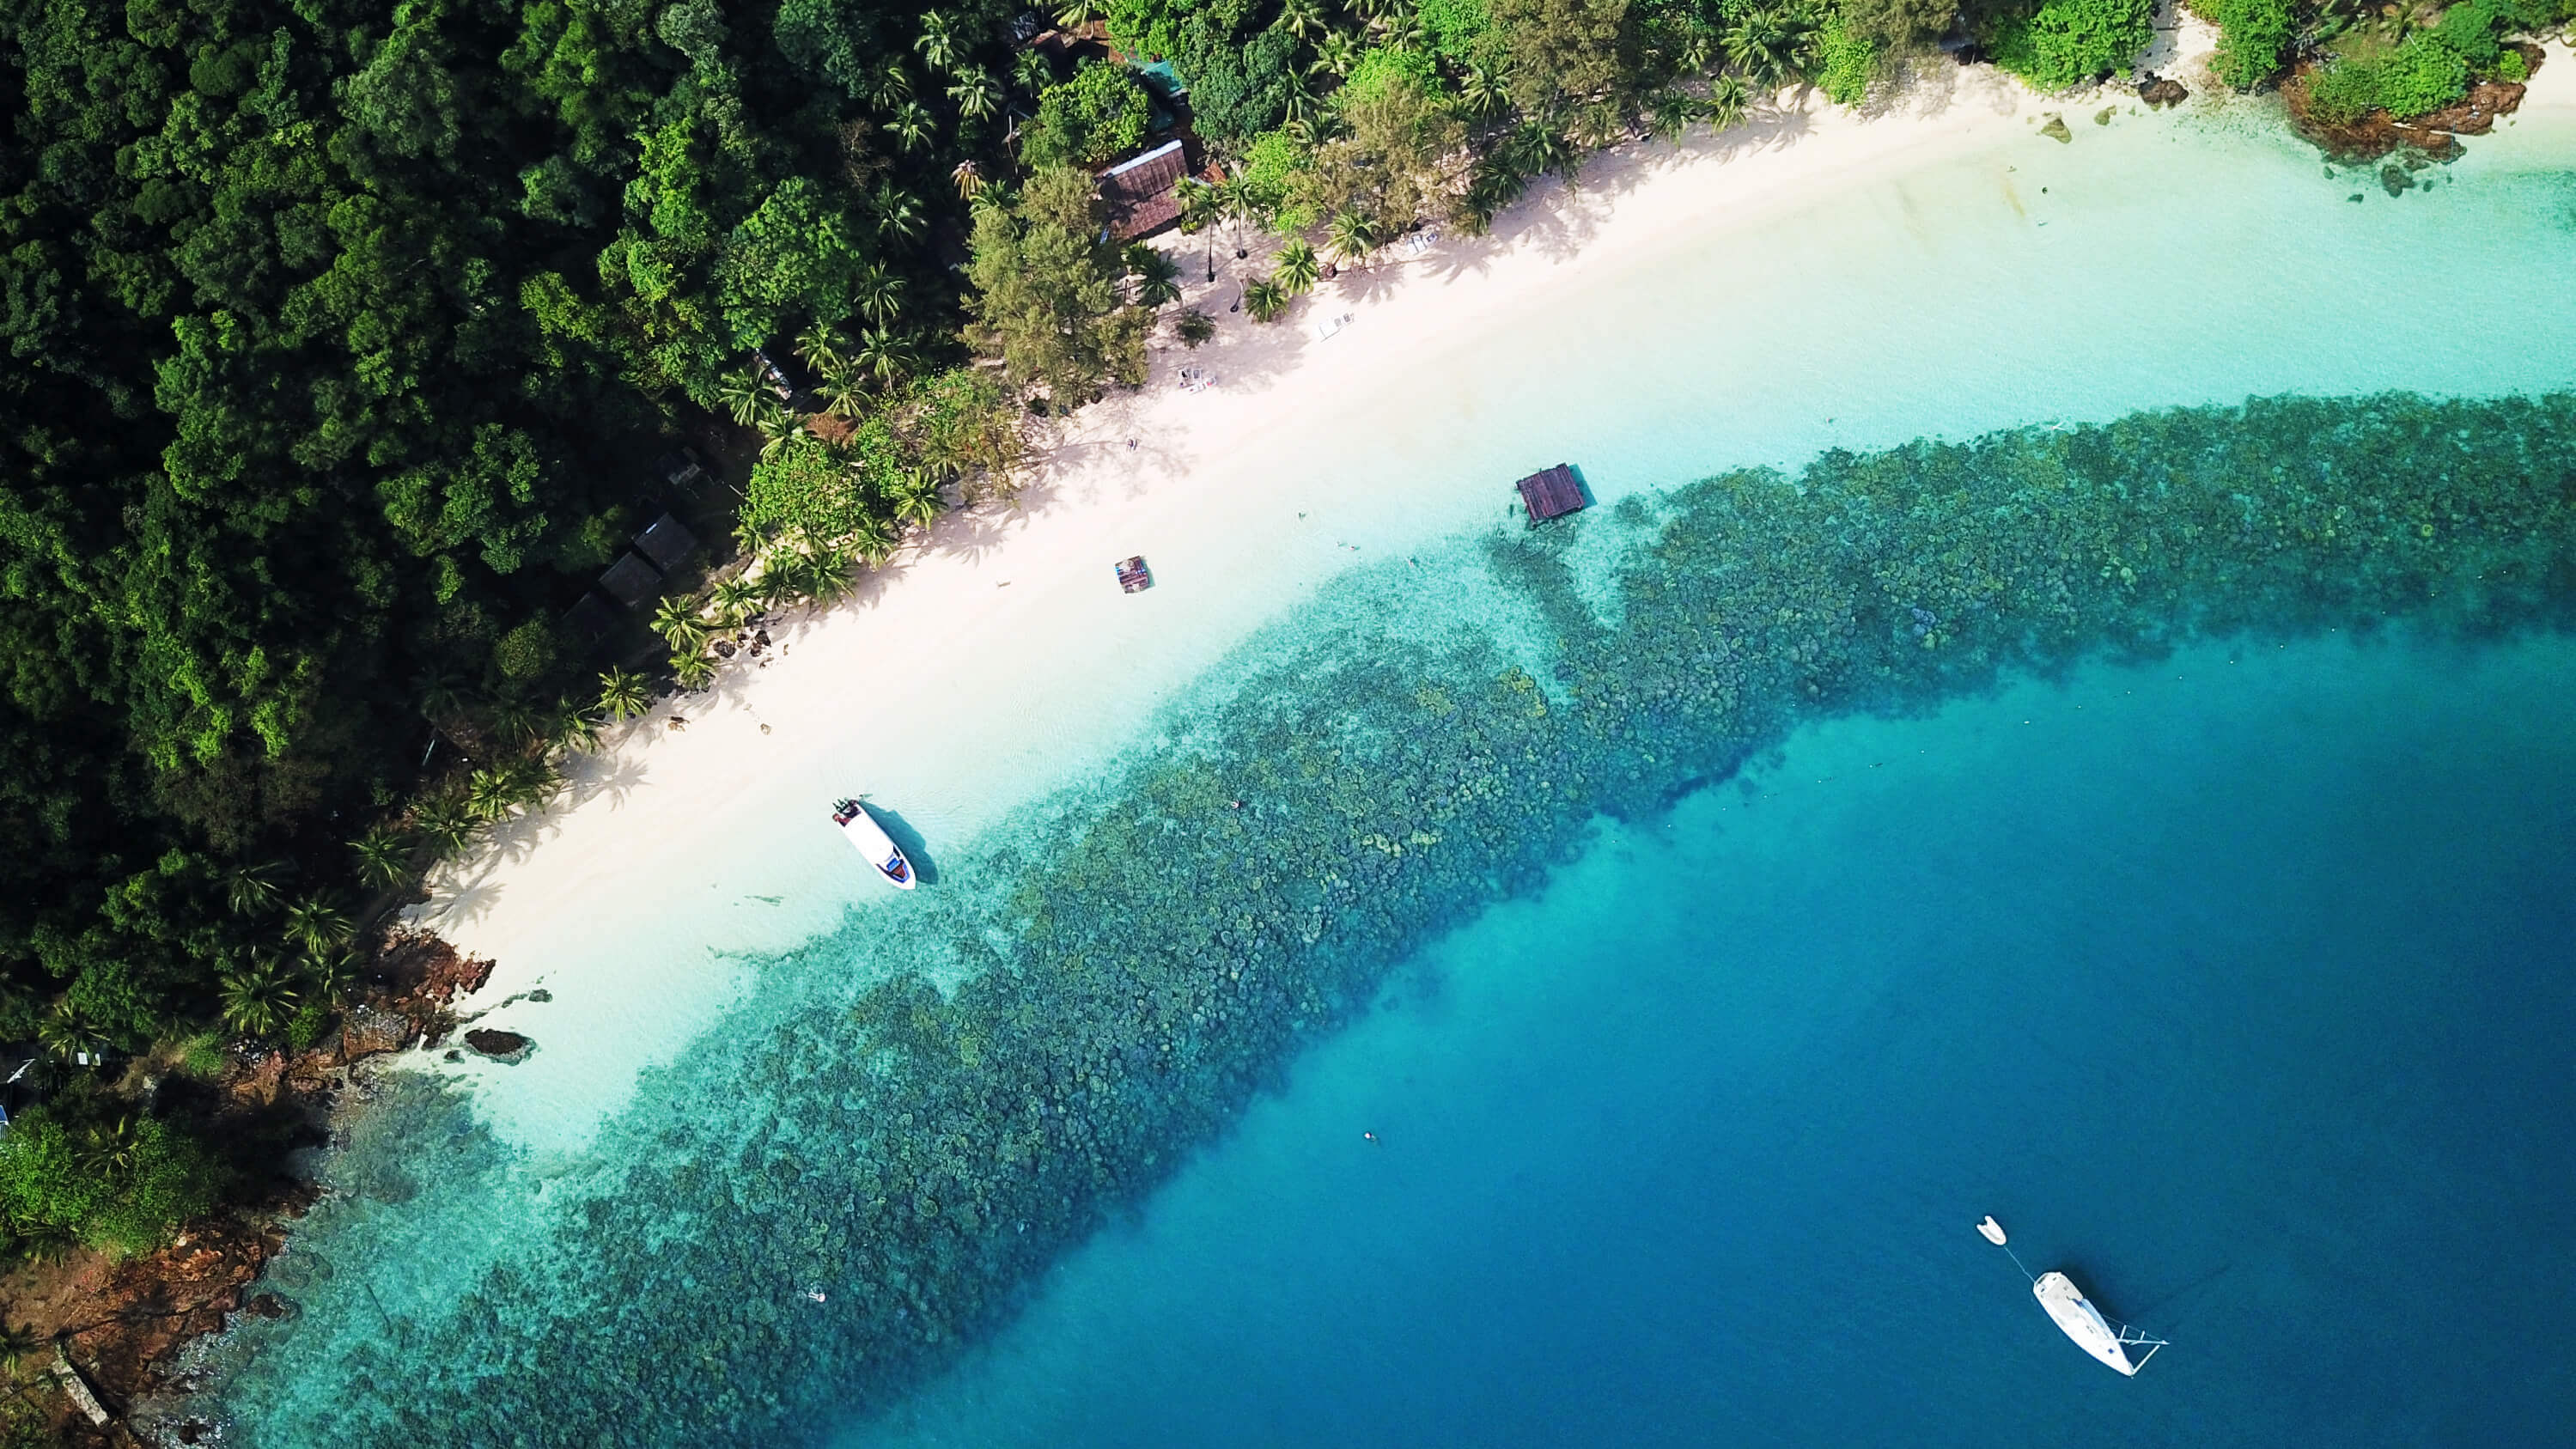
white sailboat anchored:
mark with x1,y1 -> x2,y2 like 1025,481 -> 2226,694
1976,1215 -> 2167,1375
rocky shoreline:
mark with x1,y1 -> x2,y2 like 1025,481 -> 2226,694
2,932 -> 495,1446
2284,42 -> 2544,164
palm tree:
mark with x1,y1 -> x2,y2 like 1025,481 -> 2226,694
716,360 -> 770,425
220,953 -> 300,1038
414,794 -> 481,853
1127,243 -> 1183,306
1274,0 -> 1326,40
652,596 -> 711,654
947,66 -> 1002,122
889,100 -> 935,155
914,10 -> 958,72
709,575 -> 762,627
81,1116 -> 140,1178
502,757 -> 559,811
673,650 -> 717,690
1459,62 -> 1507,119
597,666 -> 652,722
1510,120 -> 1578,179
853,262 -> 907,326
1281,74 -> 1320,125
1372,6 -> 1426,50
869,58 -> 915,107
1242,277 -> 1290,321
1645,89 -> 1696,143
850,513 -> 903,568
869,180 -> 925,243
853,327 -> 916,385
1325,211 -> 1377,269
466,767 -> 517,823
815,355 -> 870,420
1311,30 -> 1362,77
795,320 -> 844,373
226,860 -> 288,916
951,160 -> 984,198
1011,49 -> 1053,95
1053,0 -> 1100,27
549,697 -> 603,753
303,946 -> 361,1008
37,1006 -> 97,1063
411,668 -> 470,726
283,895 -> 351,954
1706,75 -> 1751,133
1174,177 -> 1221,234
489,694 -> 546,746
754,399 -> 805,460
350,824 -> 412,891
0,1319 -> 43,1379
891,472 -> 944,533
1272,240 -> 1320,294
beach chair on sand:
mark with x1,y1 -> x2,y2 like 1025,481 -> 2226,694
1114,556 -> 1154,593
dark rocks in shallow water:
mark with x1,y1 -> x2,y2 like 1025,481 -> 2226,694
2382,163 -> 2415,197
2037,113 -> 2073,144
464,1028 -> 531,1062
2137,74 -> 2188,108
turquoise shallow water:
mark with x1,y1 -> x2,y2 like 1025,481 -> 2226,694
191,100 -> 2576,1447
845,631 -> 2576,1446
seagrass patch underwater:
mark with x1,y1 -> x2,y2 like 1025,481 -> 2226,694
204,392 -> 2576,1446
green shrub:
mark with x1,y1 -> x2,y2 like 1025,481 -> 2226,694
1022,64 -> 1152,170
1815,19 -> 1880,106
285,999 -> 332,1052
0,1107 -> 227,1257
1991,0 -> 2156,88
2378,33 -> 2474,115
493,618 -> 557,680
1419,0 -> 1495,62
2494,46 -> 2529,81
2205,0 -> 2298,88
1340,46 -> 1445,106
2431,0 -> 2505,69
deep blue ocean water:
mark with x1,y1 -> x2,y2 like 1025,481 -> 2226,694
849,632 -> 2576,1448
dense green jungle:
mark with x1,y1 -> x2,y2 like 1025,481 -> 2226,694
210,393 -> 2576,1444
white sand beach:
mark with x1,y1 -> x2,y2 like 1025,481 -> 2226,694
407,30 -> 2576,1154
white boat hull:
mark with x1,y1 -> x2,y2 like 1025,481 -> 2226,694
835,800 -> 917,889
2034,1272 -> 2136,1375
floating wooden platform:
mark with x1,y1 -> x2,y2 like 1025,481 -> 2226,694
1517,464 -> 1586,524
1114,555 -> 1154,593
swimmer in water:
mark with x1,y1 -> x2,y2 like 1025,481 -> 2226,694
1362,1131 -> 1378,1144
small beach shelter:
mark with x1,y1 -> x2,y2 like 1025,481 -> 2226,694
1516,464 -> 1586,525
1098,141 -> 1190,241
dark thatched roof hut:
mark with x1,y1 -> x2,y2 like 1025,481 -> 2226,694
1099,140 -> 1189,242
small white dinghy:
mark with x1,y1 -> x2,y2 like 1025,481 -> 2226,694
1977,1215 -> 2166,1375
832,798 -> 916,889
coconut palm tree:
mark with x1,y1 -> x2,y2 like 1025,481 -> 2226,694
795,321 -> 844,373
283,895 -> 352,955
889,100 -> 935,154
1243,277 -> 1290,321
1281,74 -> 1321,125
410,668 -> 470,727
869,58 -> 915,107
1459,62 -> 1507,119
673,650 -> 717,691
891,472 -> 945,533
226,860 -> 289,916
914,10 -> 958,71
709,575 -> 762,626
0,1319 -> 43,1379
754,399 -> 804,460
870,180 -> 925,243
489,694 -> 546,746
853,327 -> 916,385
1371,5 -> 1426,50
1275,0 -> 1327,40
1311,30 -> 1362,77
1174,177 -> 1221,234
853,262 -> 907,326
303,946 -> 361,1008
1325,211 -> 1377,268
1645,89 -> 1696,143
652,597 -> 711,654
1126,243 -> 1183,306
813,354 -> 869,420
1706,75 -> 1751,133
466,766 -> 517,823
350,825 -> 412,892
37,1006 -> 98,1063
1510,120 -> 1578,178
1012,49 -> 1054,95
219,953 -> 300,1038
948,66 -> 1002,122
951,159 -> 984,198
1272,240 -> 1320,294
549,697 -> 603,753
849,513 -> 903,568
597,666 -> 652,722
1053,0 -> 1101,26
414,794 -> 481,853
500,756 -> 559,812
716,360 -> 770,425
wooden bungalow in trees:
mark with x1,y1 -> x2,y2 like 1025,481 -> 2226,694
1516,464 -> 1588,525
1098,140 -> 1190,242
561,592 -> 619,642
597,551 -> 661,608
632,512 -> 697,573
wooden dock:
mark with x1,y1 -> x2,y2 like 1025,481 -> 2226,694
1516,464 -> 1586,525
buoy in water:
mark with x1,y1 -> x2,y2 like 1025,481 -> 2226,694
1978,1215 -> 2008,1245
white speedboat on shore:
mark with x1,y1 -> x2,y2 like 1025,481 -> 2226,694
1978,1216 -> 2166,1375
832,798 -> 916,889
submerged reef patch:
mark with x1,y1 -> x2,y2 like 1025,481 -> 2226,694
212,393 -> 2576,1444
